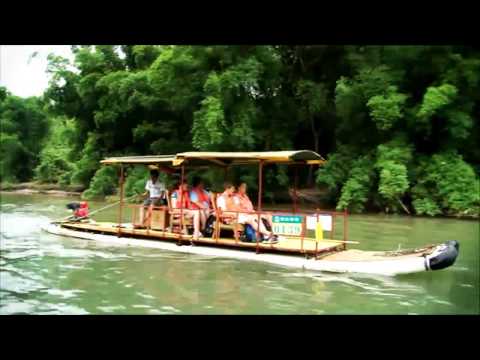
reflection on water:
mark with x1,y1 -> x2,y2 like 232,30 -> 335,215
0,193 -> 479,314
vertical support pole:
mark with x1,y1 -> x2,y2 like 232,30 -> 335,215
332,213 -> 336,240
256,211 -> 261,253
256,160 -> 264,254
315,210 -> 319,256
300,215 -> 306,241
343,209 -> 348,250
257,161 -> 264,212
300,215 -> 306,253
213,194 -> 219,243
293,165 -> 298,214
162,205 -> 166,238
117,166 -> 125,238
179,164 -> 185,244
131,205 -> 135,233
235,211 -> 239,245
223,165 -> 230,242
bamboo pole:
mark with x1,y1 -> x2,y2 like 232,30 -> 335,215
343,209 -> 348,250
257,160 -> 263,212
256,160 -> 264,254
293,165 -> 298,214
179,164 -> 185,245
117,166 -> 125,238
398,198 -> 411,215
51,193 -> 140,224
315,239 -> 359,244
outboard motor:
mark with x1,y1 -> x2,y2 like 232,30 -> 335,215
427,240 -> 460,270
66,202 -> 81,211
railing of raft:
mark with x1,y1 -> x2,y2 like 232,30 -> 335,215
126,204 -> 169,238
207,208 -> 349,256
123,204 -> 349,256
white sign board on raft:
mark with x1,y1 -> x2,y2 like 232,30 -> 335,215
272,215 -> 303,236
271,214 -> 333,235
306,215 -> 332,232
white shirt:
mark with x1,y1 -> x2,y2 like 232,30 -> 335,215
232,196 -> 240,206
216,194 -> 227,211
145,179 -> 166,198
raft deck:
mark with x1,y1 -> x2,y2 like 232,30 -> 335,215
60,221 -> 343,256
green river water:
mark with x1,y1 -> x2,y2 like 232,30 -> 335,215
0,193 -> 478,315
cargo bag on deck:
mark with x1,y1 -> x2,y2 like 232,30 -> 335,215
202,215 -> 216,237
241,223 -> 258,243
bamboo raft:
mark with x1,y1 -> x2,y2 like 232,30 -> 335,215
43,151 -> 460,276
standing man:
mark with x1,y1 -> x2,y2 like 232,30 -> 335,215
141,169 -> 166,226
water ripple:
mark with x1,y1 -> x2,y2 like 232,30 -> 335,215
0,193 -> 478,314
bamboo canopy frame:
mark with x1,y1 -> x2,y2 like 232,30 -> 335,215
100,150 -> 328,244
100,150 -> 326,167
100,155 -> 177,165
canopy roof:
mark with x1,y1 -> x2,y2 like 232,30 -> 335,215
175,151 -> 325,166
100,150 -> 325,167
100,155 -> 177,165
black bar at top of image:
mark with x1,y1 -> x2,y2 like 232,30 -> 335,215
1,7 -> 478,45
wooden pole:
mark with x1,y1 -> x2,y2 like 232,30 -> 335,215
397,198 -> 411,215
179,164 -> 185,244
315,239 -> 359,244
343,209 -> 348,250
117,166 -> 125,238
293,165 -> 298,213
52,194 -> 139,224
256,160 -> 264,254
332,213 -> 336,240
258,161 -> 263,212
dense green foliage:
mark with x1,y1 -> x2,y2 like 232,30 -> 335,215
315,46 -> 480,216
0,89 -> 50,182
35,117 -> 76,184
412,152 -> 480,216
2,46 -> 479,217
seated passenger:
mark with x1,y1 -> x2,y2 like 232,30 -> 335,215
217,182 -> 277,243
233,182 -> 254,212
190,177 -> 211,223
234,182 -> 275,235
215,182 -> 237,223
172,181 -> 204,240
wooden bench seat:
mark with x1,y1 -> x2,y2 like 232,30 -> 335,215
166,190 -> 193,233
211,193 -> 244,240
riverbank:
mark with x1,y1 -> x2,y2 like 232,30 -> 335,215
0,182 -> 83,197
0,182 -> 477,220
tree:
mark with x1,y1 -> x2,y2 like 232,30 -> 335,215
0,88 -> 50,182
35,45 -> 479,216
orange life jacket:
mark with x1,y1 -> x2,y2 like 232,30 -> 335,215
190,188 -> 210,209
174,189 -> 191,209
